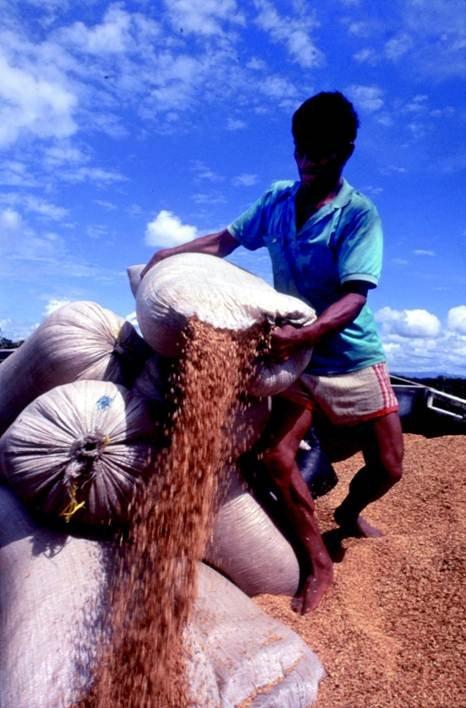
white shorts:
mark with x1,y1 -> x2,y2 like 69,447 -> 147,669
279,362 -> 399,426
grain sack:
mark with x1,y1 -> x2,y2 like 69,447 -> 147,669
131,350 -> 270,460
192,563 -> 324,707
0,301 -> 151,436
131,351 -> 168,404
206,464 -> 300,596
0,485 -> 107,708
128,255 -> 316,396
226,396 -> 270,459
0,487 -> 324,708
0,380 -> 157,527
0,486 -> 220,708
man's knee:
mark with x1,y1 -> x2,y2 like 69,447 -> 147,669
370,412 -> 404,482
260,443 -> 295,486
382,458 -> 403,483
380,437 -> 403,482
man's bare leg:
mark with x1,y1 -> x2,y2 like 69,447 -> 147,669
253,397 -> 333,614
334,412 -> 403,537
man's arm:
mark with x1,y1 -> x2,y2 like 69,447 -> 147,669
141,228 -> 239,277
270,281 -> 369,360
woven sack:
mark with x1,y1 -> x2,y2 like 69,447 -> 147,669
0,486 -> 221,708
0,301 -> 150,436
128,254 -> 316,396
206,464 -> 300,596
0,380 -> 157,527
191,563 -> 324,707
0,486 -> 323,708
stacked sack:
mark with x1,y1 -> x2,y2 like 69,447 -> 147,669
0,300 -> 152,436
0,486 -> 324,708
0,255 -> 316,577
129,253 -> 316,396
129,253 -> 316,594
0,301 -> 161,529
0,255 -> 324,703
0,255 -> 316,576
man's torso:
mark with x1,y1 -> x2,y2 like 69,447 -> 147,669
228,179 -> 386,375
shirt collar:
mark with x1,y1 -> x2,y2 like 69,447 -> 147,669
292,178 -> 354,231
292,177 -> 354,211
332,178 -> 354,209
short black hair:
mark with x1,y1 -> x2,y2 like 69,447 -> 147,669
292,91 -> 359,148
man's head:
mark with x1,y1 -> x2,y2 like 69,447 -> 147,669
292,91 -> 359,188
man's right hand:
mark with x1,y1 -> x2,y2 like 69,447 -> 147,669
141,247 -> 175,278
140,229 -> 239,280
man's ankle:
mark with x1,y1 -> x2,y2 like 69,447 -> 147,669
334,502 -> 358,527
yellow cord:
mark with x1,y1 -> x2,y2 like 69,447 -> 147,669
60,482 -> 86,522
60,436 -> 111,521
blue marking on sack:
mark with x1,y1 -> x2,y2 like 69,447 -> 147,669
96,395 -> 113,411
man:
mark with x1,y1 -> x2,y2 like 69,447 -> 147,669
142,91 -> 403,615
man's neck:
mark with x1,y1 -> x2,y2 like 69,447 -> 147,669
297,176 -> 343,208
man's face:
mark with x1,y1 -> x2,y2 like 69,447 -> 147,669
294,140 -> 352,188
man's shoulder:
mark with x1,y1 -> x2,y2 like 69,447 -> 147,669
344,184 -> 380,221
263,180 -> 296,204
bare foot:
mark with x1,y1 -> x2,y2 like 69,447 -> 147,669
334,507 -> 383,538
291,565 -> 333,614
322,528 -> 347,562
352,515 -> 384,538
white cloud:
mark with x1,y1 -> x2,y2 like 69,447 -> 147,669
0,161 -> 38,187
232,173 -> 259,187
43,143 -> 88,168
43,298 -> 71,316
59,5 -> 140,55
353,48 -> 378,64
376,306 -> 441,338
384,33 -> 413,61
403,94 -> 428,114
254,0 -> 323,68
379,165 -> 408,175
346,84 -> 384,112
260,75 -> 297,101
0,194 -> 68,221
191,192 -> 226,206
94,199 -> 117,211
145,210 -> 198,247
226,118 -> 247,131
401,0 -> 466,80
447,306 -> 466,334
413,249 -> 435,256
191,161 -> 223,183
60,166 -> 126,184
376,305 -> 466,375
347,21 -> 372,37
164,0 -> 245,36
0,51 -> 77,148
0,207 -> 22,232
125,310 -> 138,327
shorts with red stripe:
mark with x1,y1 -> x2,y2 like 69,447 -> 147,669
279,362 -> 399,426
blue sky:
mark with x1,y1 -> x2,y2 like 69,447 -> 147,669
0,0 -> 465,375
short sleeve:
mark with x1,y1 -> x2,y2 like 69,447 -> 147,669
336,205 -> 383,287
227,190 -> 273,251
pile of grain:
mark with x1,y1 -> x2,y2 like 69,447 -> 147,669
256,434 -> 466,707
81,319 -> 262,707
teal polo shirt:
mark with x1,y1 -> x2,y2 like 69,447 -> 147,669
227,179 -> 386,375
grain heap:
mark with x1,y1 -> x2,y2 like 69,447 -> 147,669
256,434 -> 466,708
81,318 -> 266,707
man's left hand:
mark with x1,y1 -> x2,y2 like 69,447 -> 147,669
269,324 -> 302,361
